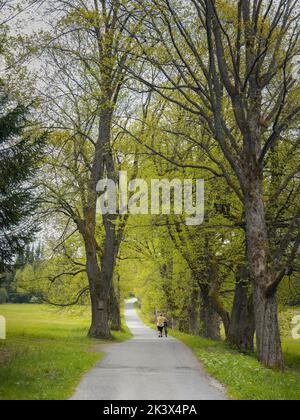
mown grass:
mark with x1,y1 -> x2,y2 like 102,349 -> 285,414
0,304 -> 132,400
137,305 -> 300,400
172,332 -> 300,400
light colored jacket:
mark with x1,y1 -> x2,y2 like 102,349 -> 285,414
157,316 -> 167,327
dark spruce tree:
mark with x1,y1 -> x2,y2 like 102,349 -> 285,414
0,78 -> 44,273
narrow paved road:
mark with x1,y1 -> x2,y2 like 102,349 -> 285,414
71,299 -> 228,400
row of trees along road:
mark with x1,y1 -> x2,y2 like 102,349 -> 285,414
10,0 -> 300,371
120,0 -> 300,370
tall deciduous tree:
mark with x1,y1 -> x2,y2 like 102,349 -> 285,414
35,0 -> 141,337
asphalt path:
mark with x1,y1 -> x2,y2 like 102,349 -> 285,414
71,299 -> 228,400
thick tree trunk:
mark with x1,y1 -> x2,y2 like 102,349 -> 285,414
253,285 -> 283,370
84,234 -> 111,339
245,172 -> 284,369
86,222 -> 120,339
227,267 -> 255,352
88,293 -> 111,339
84,228 -> 113,340
78,110 -> 116,340
200,288 -> 221,340
109,287 -> 121,331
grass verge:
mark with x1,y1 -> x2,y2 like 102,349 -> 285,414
0,304 -> 131,400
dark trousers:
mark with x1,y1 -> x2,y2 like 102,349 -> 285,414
157,326 -> 163,336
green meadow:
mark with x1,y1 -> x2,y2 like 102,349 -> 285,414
0,304 -> 131,400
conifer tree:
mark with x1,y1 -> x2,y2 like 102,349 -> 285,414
0,78 -> 44,272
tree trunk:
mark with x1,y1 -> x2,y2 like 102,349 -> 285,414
202,239 -> 226,339
253,285 -> 283,370
188,274 -> 201,335
78,110 -> 116,340
84,229 -> 112,340
88,293 -> 111,339
227,267 -> 255,352
200,287 -> 221,340
245,172 -> 284,369
109,287 -> 121,331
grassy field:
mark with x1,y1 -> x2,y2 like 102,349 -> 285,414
137,305 -> 300,400
0,304 -> 131,400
